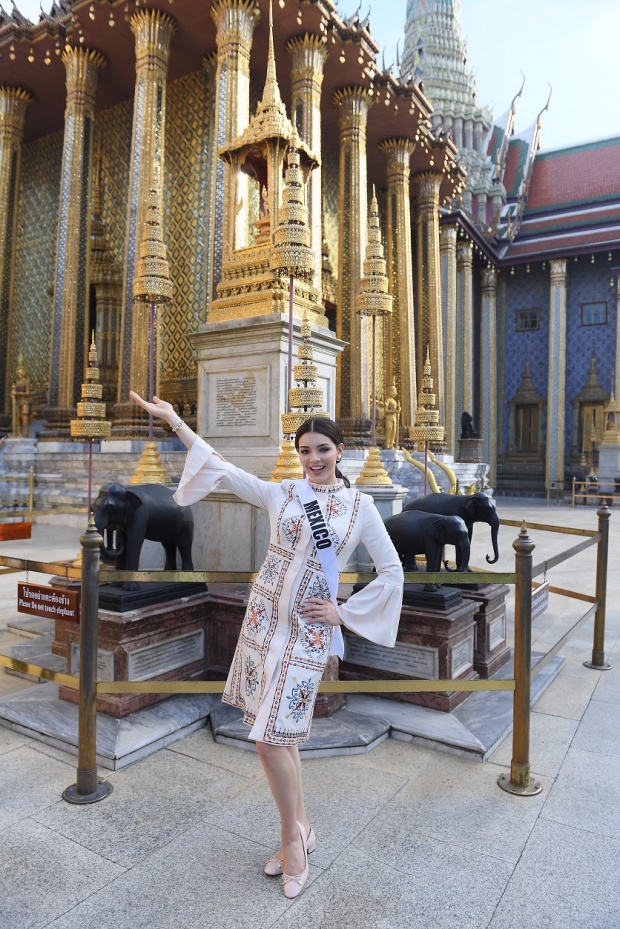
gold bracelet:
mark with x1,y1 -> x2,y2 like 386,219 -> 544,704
170,418 -> 184,433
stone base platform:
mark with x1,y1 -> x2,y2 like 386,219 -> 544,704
0,651 -> 563,767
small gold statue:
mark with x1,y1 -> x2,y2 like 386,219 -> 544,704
383,382 -> 401,449
10,352 -> 30,438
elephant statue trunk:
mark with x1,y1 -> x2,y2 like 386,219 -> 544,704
486,511 -> 500,565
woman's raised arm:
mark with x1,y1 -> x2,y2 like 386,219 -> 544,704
130,391 -> 199,452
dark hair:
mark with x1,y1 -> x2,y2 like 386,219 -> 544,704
294,417 -> 350,487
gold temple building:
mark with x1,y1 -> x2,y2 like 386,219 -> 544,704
0,0 -> 467,481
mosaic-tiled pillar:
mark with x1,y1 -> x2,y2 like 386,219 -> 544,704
481,266 -> 498,482
0,86 -> 31,433
207,0 -> 259,310
440,224 -> 457,453
380,137 -> 416,432
546,259 -> 567,490
45,48 -> 105,438
413,171 -> 444,426
333,86 -> 373,441
115,9 -> 175,433
456,239 -> 473,429
287,34 -> 328,291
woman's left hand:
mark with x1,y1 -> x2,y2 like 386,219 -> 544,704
302,598 -> 341,626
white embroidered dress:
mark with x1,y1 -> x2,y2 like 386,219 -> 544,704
174,436 -> 404,745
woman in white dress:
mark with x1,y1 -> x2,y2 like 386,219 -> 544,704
130,391 -> 403,898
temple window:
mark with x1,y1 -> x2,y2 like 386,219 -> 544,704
515,308 -> 540,331
581,301 -> 607,326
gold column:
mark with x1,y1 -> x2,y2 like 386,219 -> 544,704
207,0 -> 259,307
0,86 -> 31,431
287,34 -> 328,290
456,238 -> 473,426
546,259 -> 568,491
46,48 -> 106,438
413,171 -> 444,427
440,224 -> 457,453
115,10 -> 175,430
481,266 -> 498,483
333,86 -> 373,441
380,138 -> 416,433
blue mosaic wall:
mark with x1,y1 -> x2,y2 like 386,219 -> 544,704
502,263 -> 549,455
501,254 -> 619,461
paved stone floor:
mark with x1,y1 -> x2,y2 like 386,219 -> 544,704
0,497 -> 619,929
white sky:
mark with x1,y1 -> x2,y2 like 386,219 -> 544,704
11,0 -> 620,152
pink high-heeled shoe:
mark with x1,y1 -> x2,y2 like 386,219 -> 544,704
282,821 -> 309,900
264,825 -> 316,876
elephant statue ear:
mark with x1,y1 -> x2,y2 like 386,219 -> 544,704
463,496 -> 477,515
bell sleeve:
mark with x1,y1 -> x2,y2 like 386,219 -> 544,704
172,435 -> 277,511
338,494 -> 404,648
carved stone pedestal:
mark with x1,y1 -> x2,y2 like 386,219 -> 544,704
339,591 -> 479,712
459,584 -> 511,678
58,590 -> 210,718
205,584 -> 344,717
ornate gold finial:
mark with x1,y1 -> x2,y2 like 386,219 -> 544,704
271,316 -> 328,481
270,141 -> 315,281
264,0 -> 283,110
132,185 -> 174,305
356,190 -> 393,485
130,181 -> 173,484
409,346 -> 445,446
70,333 -> 111,440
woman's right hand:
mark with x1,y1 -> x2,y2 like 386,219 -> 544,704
130,391 -> 176,425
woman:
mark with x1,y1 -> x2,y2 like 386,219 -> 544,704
130,391 -> 404,898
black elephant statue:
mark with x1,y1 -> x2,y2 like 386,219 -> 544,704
93,482 -> 194,590
384,511 -> 471,591
403,491 -> 499,564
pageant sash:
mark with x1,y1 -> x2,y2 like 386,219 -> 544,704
295,479 -> 345,659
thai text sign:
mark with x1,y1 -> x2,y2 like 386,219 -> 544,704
17,583 -> 80,623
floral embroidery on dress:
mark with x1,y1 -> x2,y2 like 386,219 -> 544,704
302,623 -> 329,655
326,495 -> 348,519
245,656 -> 259,696
281,516 -> 303,548
245,597 -> 268,638
257,554 -> 281,586
308,480 -> 344,494
285,677 -> 316,722
307,576 -> 331,601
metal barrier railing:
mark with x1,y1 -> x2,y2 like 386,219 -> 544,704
572,476 -> 620,508
0,506 -> 611,804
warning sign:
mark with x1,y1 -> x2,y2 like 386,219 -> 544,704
17,582 -> 80,623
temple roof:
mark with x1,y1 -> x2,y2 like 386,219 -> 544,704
0,0 -> 464,201
501,136 -> 620,262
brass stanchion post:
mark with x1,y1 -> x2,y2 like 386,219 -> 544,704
584,504 -> 612,671
498,523 -> 542,796
62,515 -> 112,804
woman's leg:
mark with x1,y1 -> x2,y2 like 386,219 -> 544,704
287,745 -> 311,835
256,741 -> 306,875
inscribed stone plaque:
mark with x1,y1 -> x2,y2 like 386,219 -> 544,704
207,367 -> 269,436
71,644 -> 114,681
488,615 -> 506,650
450,637 -> 474,678
128,631 -> 204,681
344,632 -> 439,680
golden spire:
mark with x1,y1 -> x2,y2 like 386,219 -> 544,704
263,0 -> 283,110
409,346 -> 445,446
132,185 -> 174,305
271,136 -> 314,280
70,333 -> 111,440
271,316 -> 328,482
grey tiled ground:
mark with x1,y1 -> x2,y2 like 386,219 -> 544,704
0,500 -> 619,929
